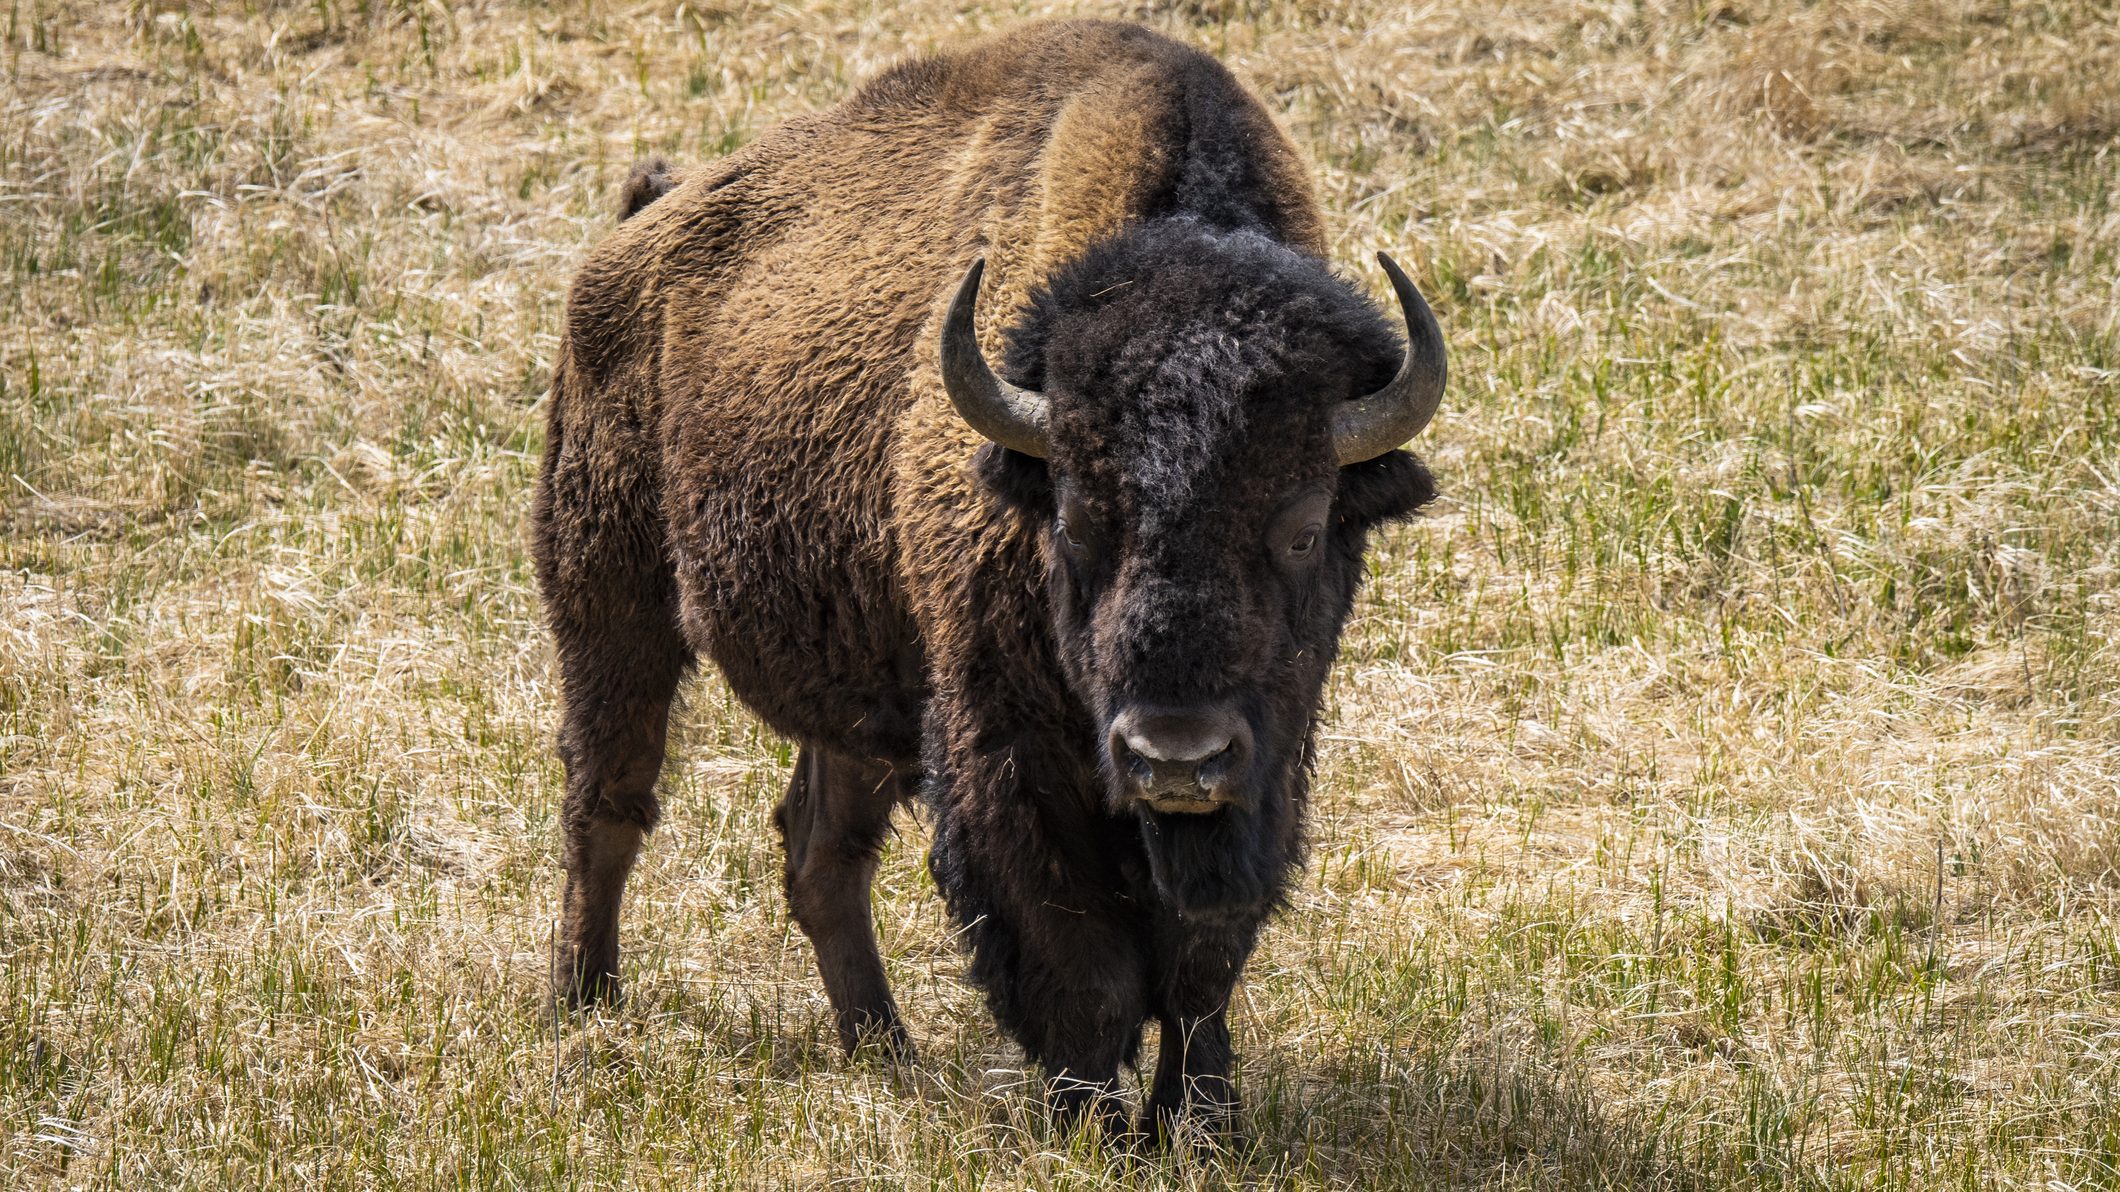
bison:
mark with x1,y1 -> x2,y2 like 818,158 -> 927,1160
534,18 -> 1444,1135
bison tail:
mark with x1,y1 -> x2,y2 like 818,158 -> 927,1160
617,157 -> 681,221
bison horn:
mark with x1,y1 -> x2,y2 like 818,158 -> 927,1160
940,258 -> 1051,458
1335,252 -> 1447,466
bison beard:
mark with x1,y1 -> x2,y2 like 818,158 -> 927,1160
1135,800 -> 1290,923
533,19 -> 1442,1139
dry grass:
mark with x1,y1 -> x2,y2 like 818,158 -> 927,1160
4,0 -> 2119,1187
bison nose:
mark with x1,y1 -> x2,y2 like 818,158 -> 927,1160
1109,705 -> 1251,811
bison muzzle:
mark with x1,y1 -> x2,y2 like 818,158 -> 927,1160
533,18 -> 1445,1138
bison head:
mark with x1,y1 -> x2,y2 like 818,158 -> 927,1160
943,220 -> 1442,917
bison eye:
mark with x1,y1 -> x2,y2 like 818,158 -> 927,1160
1056,497 -> 1097,559
1268,491 -> 1333,571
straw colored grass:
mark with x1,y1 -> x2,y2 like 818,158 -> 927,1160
3,0 -> 2117,1186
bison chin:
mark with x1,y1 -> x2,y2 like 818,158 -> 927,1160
1132,793 -> 1296,925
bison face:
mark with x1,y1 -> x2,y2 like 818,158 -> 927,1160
1044,469 -> 1342,821
954,222 -> 1441,915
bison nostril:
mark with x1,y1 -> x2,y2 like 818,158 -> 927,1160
1193,744 -> 1236,791
1123,751 -> 1155,787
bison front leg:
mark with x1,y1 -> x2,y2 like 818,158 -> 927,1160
1019,932 -> 1147,1135
775,747 -> 912,1056
969,900 -> 1147,1133
1143,929 -> 1255,1139
1145,1008 -> 1237,1140
925,727 -> 1149,1134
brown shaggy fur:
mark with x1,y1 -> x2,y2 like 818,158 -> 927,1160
534,18 -> 1435,1134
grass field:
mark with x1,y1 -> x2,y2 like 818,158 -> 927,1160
4,0 -> 2118,1186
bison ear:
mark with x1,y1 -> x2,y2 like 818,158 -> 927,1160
974,442 -> 1054,514
1335,449 -> 1437,529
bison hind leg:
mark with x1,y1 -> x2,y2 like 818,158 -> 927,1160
537,411 -> 693,1008
549,661 -> 689,1007
775,747 -> 914,1057
547,607 -> 691,1007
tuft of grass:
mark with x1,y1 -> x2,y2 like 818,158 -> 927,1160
3,0 -> 2118,1187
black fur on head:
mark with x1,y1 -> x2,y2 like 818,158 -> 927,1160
977,216 -> 1437,920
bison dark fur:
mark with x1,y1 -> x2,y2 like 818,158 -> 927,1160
533,19 -> 1440,1136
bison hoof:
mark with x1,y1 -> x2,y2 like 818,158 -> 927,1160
840,1014 -> 916,1062
557,974 -> 623,1012
1046,1080 -> 1129,1138
1136,1105 -> 1242,1151
553,952 -> 624,1011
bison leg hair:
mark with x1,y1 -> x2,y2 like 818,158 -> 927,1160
774,747 -> 913,1056
1035,981 -> 1140,1136
1138,918 -> 1254,1139
930,750 -> 1153,1133
536,379 -> 693,1008
549,655 -> 685,1006
980,905 -> 1147,1132
548,613 -> 687,1005
1144,1008 -> 1237,1141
